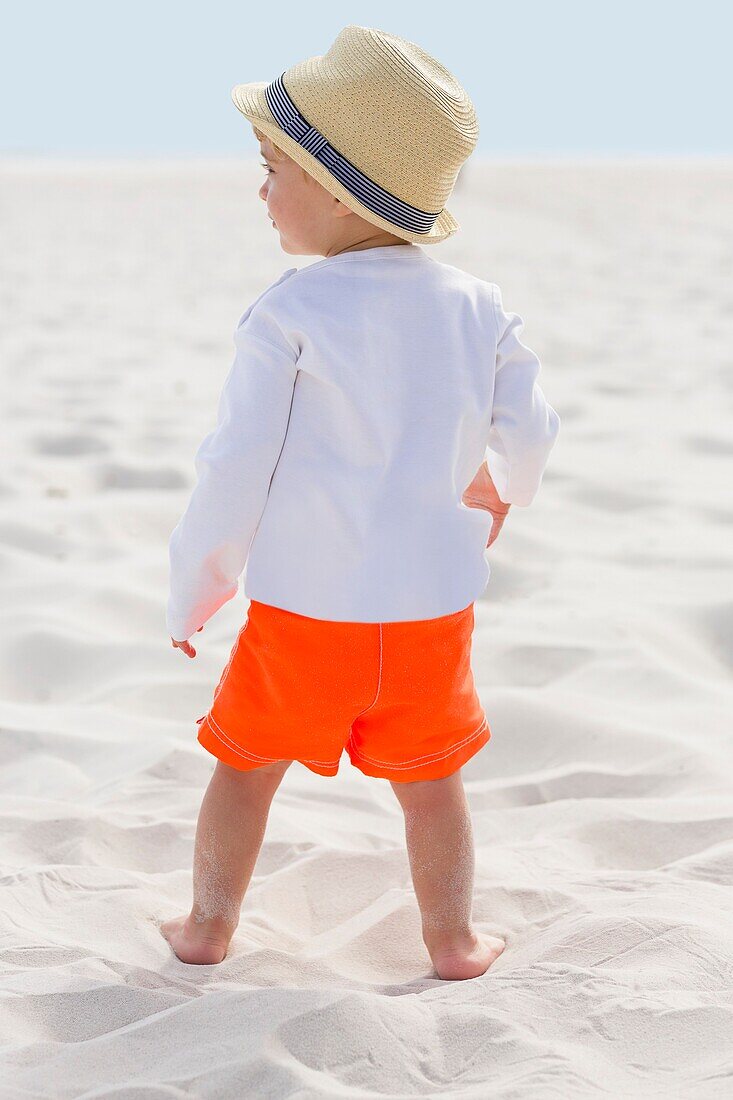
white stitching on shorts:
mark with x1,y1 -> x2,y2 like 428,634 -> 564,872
350,716 -> 489,770
212,618 -> 250,707
202,711 -> 341,768
351,623 -> 382,719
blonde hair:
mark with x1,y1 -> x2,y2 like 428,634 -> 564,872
252,124 -> 311,182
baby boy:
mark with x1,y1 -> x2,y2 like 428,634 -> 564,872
161,25 -> 560,980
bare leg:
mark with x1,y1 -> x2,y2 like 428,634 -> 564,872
161,758 -> 290,964
390,769 -> 505,980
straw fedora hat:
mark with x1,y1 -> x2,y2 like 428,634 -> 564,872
231,25 -> 479,244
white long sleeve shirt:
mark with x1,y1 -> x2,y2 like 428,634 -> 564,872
166,244 -> 560,639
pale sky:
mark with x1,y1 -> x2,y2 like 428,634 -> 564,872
2,0 -> 731,157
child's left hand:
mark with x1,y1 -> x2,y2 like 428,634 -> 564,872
171,626 -> 204,658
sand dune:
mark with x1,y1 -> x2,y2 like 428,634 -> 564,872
1,156 -> 732,1097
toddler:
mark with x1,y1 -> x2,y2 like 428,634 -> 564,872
160,25 -> 560,980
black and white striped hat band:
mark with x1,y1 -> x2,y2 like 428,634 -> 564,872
264,73 -> 441,234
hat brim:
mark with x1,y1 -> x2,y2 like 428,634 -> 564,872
231,81 -> 460,244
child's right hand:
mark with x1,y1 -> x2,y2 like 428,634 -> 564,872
171,625 -> 204,658
462,460 -> 511,548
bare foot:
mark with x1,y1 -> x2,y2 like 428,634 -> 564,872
428,932 -> 506,981
159,914 -> 235,965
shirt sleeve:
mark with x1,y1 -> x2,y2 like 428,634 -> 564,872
484,285 -> 561,506
166,318 -> 299,641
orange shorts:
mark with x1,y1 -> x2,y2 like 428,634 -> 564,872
195,599 -> 491,783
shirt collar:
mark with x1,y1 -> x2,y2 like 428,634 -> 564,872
302,244 -> 432,273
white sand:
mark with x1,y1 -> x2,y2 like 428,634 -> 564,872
1,156 -> 732,1097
